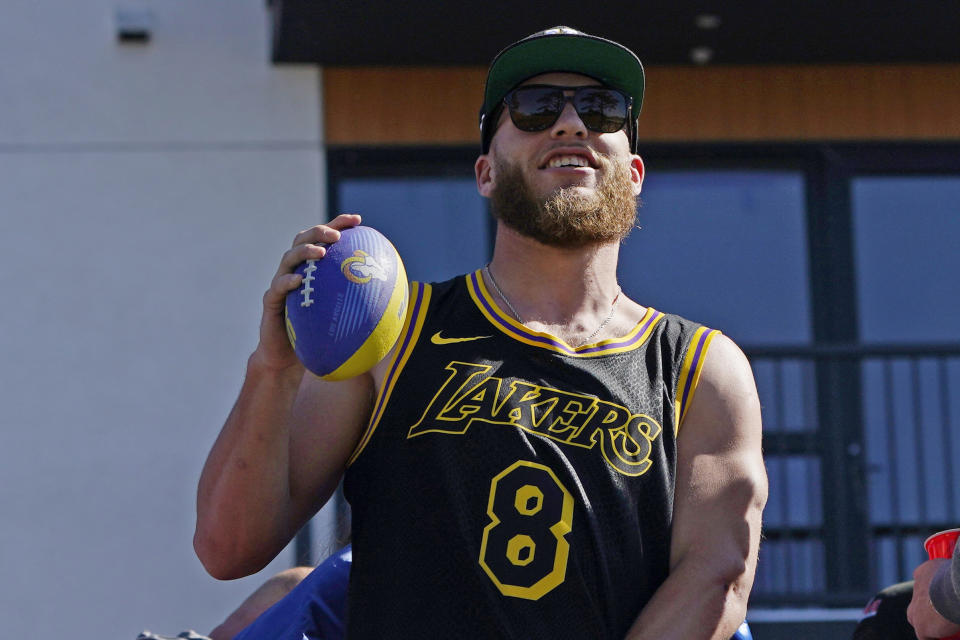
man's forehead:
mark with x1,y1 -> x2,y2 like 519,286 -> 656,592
519,72 -> 603,87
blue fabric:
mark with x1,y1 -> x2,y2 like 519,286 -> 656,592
732,620 -> 752,640
233,546 -> 351,640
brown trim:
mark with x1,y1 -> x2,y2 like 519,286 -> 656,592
323,64 -> 960,145
324,68 -> 486,146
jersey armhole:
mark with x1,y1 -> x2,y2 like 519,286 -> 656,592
347,281 -> 432,466
673,327 -> 721,435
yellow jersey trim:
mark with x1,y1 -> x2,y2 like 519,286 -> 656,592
466,269 -> 663,357
347,281 -> 431,466
674,327 -> 720,435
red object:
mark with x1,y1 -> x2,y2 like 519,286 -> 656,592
925,528 -> 960,559
923,529 -> 960,640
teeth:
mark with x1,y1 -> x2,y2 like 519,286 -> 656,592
547,155 -> 589,168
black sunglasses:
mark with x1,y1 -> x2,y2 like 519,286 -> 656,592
502,85 -> 632,135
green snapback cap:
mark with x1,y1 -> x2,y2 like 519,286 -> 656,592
480,26 -> 645,153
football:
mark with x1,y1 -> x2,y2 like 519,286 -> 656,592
284,225 -> 408,380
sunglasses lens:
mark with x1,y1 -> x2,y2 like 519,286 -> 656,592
573,88 -> 628,133
505,86 -> 629,134
505,87 -> 564,131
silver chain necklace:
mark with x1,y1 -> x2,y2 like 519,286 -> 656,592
484,264 -> 622,345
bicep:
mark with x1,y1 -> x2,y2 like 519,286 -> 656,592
670,334 -> 768,573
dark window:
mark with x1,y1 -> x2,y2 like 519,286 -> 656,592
624,169 -> 811,344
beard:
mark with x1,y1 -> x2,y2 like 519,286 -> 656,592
489,153 -> 639,248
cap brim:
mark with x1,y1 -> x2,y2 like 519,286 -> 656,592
483,32 -> 644,117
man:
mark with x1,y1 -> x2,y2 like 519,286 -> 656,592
194,26 -> 768,639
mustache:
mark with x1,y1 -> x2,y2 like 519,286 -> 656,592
489,153 -> 639,248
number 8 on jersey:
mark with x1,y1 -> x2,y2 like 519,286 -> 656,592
479,460 -> 575,600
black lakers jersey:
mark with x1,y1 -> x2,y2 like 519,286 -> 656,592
343,270 -> 719,639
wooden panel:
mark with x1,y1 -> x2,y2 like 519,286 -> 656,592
324,68 -> 486,145
642,65 -> 960,141
323,65 -> 960,145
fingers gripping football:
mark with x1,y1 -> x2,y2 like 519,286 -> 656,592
255,214 -> 362,371
284,224 -> 407,379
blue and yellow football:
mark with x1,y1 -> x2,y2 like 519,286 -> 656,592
284,225 -> 408,380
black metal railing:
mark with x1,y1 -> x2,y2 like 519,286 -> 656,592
746,343 -> 960,607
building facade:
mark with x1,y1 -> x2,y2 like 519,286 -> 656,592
2,2 -> 959,638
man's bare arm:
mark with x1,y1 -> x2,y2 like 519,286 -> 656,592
194,362 -> 372,580
625,334 -> 768,639
193,215 -> 373,580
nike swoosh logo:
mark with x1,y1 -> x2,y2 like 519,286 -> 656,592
430,331 -> 492,345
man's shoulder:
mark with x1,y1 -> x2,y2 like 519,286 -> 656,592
648,309 -> 754,402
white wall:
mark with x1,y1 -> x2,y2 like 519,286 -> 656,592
0,1 -> 335,637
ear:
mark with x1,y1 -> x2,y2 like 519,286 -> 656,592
629,154 -> 645,196
475,154 -> 495,198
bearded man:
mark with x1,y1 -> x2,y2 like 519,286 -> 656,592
194,26 -> 768,640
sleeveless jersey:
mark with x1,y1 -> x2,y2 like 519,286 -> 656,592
343,270 -> 719,638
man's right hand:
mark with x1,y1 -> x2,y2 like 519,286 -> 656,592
253,213 -> 362,372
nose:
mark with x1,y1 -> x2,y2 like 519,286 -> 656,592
549,96 -> 588,141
